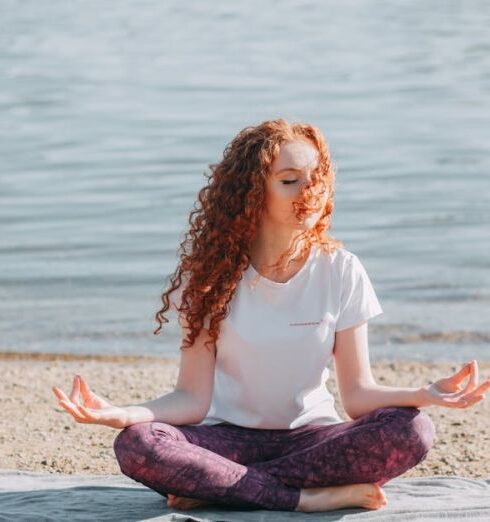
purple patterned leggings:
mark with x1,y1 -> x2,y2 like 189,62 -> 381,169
113,406 -> 436,511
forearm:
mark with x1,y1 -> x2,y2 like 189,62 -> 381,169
121,389 -> 205,427
346,384 -> 426,420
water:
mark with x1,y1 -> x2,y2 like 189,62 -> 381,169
1,0 -> 489,362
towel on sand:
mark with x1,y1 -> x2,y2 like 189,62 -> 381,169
1,469 -> 489,521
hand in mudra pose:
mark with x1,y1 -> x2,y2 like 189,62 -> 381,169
52,375 -> 128,429
419,360 -> 489,409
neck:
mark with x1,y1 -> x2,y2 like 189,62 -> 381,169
250,224 -> 310,271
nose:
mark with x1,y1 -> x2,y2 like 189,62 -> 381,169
301,178 -> 327,198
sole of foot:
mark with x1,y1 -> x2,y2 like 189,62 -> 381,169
295,482 -> 388,512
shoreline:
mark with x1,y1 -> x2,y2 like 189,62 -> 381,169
0,351 -> 173,363
1,353 -> 489,479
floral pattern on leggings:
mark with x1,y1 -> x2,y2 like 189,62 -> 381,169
113,406 -> 436,511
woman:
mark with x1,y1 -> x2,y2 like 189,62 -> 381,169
52,118 -> 489,513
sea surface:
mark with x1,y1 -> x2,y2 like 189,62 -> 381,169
1,1 -> 489,362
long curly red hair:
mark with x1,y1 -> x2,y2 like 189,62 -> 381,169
154,118 -> 344,353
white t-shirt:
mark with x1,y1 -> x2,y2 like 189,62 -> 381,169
168,245 -> 383,429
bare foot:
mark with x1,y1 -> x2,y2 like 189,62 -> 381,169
295,482 -> 388,513
167,493 -> 213,510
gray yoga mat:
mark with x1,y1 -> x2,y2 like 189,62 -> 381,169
1,469 -> 489,521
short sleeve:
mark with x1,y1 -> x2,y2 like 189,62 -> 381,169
335,254 -> 383,332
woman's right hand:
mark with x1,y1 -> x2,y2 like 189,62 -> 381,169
52,375 -> 129,429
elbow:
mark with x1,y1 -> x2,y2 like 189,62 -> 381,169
346,409 -> 363,421
174,408 -> 208,426
341,383 -> 377,421
342,396 -> 365,421
344,401 -> 379,421
342,403 -> 358,420
194,401 -> 212,423
172,389 -> 211,425
183,404 -> 209,425
187,413 -> 207,425
339,393 -> 358,420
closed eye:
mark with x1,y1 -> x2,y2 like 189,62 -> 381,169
281,180 -> 298,185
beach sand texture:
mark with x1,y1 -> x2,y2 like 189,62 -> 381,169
1,352 -> 488,478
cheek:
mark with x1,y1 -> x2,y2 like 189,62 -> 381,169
270,185 -> 296,203
266,189 -> 296,218
279,189 -> 301,213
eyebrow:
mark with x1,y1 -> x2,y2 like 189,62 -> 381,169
274,167 -> 313,176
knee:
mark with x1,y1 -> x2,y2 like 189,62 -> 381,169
113,422 -> 154,477
410,409 -> 436,457
378,406 -> 436,458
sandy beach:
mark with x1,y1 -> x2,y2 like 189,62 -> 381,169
1,352 -> 488,479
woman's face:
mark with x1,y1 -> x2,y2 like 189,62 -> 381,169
264,139 -> 329,230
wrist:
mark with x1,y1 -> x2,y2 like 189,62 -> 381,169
121,405 -> 155,427
121,407 -> 132,428
121,406 -> 141,428
415,385 -> 431,408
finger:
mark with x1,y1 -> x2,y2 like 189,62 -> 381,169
442,384 -> 487,408
456,361 -> 473,377
480,380 -> 490,394
78,404 -> 101,421
453,361 -> 479,397
441,396 -> 469,408
53,385 -> 72,404
451,361 -> 472,386
460,379 -> 490,401
440,398 -> 466,409
52,386 -> 65,401
470,393 -> 486,405
54,384 -> 85,410
77,375 -> 93,400
69,375 -> 81,405
59,399 -> 89,421
466,360 -> 479,393
459,394 -> 486,409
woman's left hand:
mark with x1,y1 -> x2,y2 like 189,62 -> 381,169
419,360 -> 490,408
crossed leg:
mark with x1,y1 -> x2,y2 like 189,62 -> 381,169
113,406 -> 435,511
249,406 -> 436,488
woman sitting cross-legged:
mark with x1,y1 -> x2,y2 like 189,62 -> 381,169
52,118 -> 489,513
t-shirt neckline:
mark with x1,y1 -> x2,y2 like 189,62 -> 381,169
247,245 -> 317,288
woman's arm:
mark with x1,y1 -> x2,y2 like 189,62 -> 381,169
333,322 -> 488,420
53,323 -> 216,429
336,384 -> 425,420
333,321 -> 423,419
123,323 -> 217,427
122,389 -> 206,426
